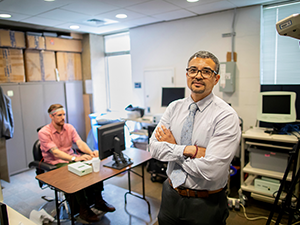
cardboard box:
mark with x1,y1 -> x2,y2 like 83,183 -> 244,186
26,35 -> 45,50
56,52 -> 82,81
70,32 -> 83,39
45,37 -> 82,52
0,29 -> 25,48
0,48 -> 25,83
24,50 -> 56,81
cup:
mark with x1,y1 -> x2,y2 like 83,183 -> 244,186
92,157 -> 100,172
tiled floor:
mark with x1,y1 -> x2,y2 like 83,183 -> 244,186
1,165 -> 293,225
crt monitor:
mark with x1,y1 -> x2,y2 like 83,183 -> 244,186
257,91 -> 296,131
97,121 -> 132,170
161,87 -> 185,107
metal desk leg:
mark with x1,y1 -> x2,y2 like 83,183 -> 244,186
54,189 -> 60,225
124,163 -> 151,214
70,194 -> 75,225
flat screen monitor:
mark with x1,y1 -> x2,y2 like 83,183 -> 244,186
161,87 -> 185,107
257,91 -> 296,124
97,121 -> 132,170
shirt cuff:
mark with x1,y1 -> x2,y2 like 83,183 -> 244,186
166,143 -> 185,158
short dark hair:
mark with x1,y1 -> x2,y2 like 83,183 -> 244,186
48,104 -> 64,114
188,51 -> 220,74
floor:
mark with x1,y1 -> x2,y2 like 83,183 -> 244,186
0,164 -> 293,225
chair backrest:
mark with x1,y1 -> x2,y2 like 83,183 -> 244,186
32,139 -> 43,162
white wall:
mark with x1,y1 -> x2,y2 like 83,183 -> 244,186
130,5 -> 261,131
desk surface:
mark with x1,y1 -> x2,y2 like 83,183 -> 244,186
242,127 -> 298,143
36,148 -> 151,194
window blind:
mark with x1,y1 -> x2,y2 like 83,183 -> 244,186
262,2 -> 300,84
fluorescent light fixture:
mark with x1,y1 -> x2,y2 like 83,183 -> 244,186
0,14 -> 12,18
70,25 -> 80,29
187,0 -> 199,2
44,0 -> 55,2
116,14 -> 127,19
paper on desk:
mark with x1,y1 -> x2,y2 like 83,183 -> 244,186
29,209 -> 54,225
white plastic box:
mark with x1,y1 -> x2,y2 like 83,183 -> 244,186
68,162 -> 92,176
249,148 -> 289,173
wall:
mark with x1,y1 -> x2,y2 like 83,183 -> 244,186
130,5 -> 261,131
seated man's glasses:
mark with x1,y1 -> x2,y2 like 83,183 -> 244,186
186,67 -> 217,79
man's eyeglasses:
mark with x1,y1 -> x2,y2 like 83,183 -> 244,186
186,67 -> 217,79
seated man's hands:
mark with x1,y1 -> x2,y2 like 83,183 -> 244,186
91,150 -> 99,158
155,125 -> 177,144
76,154 -> 93,161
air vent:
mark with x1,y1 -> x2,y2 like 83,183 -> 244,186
83,18 -> 118,27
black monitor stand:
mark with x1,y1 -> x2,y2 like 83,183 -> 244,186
264,124 -> 282,135
103,137 -> 133,170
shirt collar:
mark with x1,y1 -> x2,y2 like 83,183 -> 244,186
49,122 -> 65,134
188,92 -> 214,112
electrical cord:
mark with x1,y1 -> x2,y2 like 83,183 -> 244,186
240,203 -> 284,224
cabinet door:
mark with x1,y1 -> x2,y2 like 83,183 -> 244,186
0,85 -> 27,175
43,82 -> 66,124
20,83 -> 46,165
65,81 -> 85,141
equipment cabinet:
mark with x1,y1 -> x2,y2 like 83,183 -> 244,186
240,127 -> 299,203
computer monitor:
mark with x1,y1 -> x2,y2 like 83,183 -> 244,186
97,121 -> 132,170
161,87 -> 185,107
257,91 -> 296,131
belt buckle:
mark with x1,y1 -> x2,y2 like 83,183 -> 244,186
186,189 -> 190,197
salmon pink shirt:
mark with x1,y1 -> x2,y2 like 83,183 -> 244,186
38,123 -> 81,165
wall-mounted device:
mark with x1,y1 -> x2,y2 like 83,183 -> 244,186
219,61 -> 236,93
276,13 -> 300,40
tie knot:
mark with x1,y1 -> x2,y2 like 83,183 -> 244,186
189,103 -> 198,114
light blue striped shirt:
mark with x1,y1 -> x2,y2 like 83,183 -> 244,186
149,92 -> 241,191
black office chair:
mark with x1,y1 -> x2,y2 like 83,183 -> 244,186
29,139 -> 57,188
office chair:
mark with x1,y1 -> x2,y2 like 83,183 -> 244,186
28,128 -> 71,222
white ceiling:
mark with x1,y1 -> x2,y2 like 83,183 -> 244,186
0,0 -> 288,35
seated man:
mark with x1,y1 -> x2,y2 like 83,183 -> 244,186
38,104 -> 115,223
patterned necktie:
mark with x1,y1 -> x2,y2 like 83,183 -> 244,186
169,102 -> 198,188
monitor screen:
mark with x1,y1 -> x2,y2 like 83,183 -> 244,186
257,91 -> 296,123
161,87 -> 185,107
97,121 -> 132,169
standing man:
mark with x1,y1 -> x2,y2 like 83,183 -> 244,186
149,51 -> 241,225
38,104 -> 115,223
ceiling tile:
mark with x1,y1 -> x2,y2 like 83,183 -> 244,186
0,10 -> 31,21
187,1 -> 236,15
22,16 -> 64,27
94,9 -> 145,22
124,16 -> 163,26
0,0 -> 73,16
153,9 -> 196,21
100,0 -> 150,8
165,0 -> 222,8
126,0 -> 181,16
228,0 -> 275,7
60,0 -> 119,16
38,9 -> 90,22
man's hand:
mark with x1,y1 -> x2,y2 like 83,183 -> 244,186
155,125 -> 177,144
183,145 -> 206,158
91,150 -> 99,158
76,154 -> 93,161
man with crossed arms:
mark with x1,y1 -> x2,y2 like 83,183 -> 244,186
149,51 -> 241,225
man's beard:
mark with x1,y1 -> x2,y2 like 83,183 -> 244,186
55,120 -> 65,127
191,82 -> 205,94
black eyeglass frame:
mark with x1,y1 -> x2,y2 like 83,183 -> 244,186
186,67 -> 218,78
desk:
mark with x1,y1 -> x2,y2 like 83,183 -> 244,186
36,148 -> 152,225
241,127 -> 299,203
